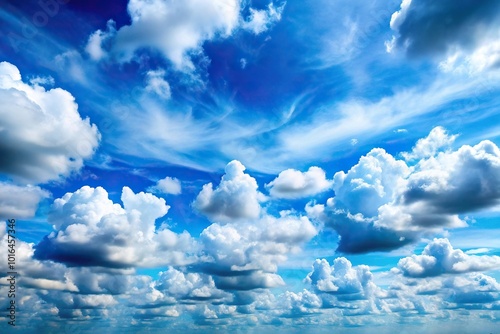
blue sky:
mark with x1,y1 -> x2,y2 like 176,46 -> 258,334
1,0 -> 500,332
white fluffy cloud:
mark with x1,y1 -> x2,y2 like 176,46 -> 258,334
86,1 -> 286,70
242,2 -> 285,35
305,257 -> 376,298
310,127 -> 500,253
401,126 -> 457,161
200,212 -> 317,290
34,186 -> 197,268
0,183 -> 50,219
401,139 -> 500,216
149,176 -> 182,195
194,160 -> 265,223
266,166 -> 332,199
279,289 -> 322,316
397,238 -> 500,278
0,62 -> 100,183
128,266 -> 230,308
87,0 -> 241,69
193,160 -> 317,290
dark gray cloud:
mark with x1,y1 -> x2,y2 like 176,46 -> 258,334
390,0 -> 500,57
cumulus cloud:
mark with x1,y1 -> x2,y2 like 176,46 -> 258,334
305,258 -> 377,299
0,62 -> 100,184
402,139 -> 500,215
192,160 -> 317,290
397,238 -> 500,278
401,126 -> 457,161
34,186 -> 197,268
0,183 -> 50,219
266,166 -> 331,199
279,289 -> 322,316
311,147 -> 414,253
388,0 -> 500,72
310,127 -> 500,253
149,176 -> 182,195
129,267 -> 229,308
199,212 -> 317,290
242,2 -> 285,35
194,160 -> 265,223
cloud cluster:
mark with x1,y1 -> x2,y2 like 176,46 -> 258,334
309,127 -> 500,253
3,218 -> 500,330
195,160 -> 317,290
266,166 -> 331,199
397,238 -> 500,278
305,258 -> 374,297
388,0 -> 500,72
34,186 -> 197,268
200,213 -> 317,290
0,61 -> 100,183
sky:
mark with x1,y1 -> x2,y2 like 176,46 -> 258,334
1,0 -> 500,333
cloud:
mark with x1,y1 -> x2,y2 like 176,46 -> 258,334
34,186 -> 197,268
309,127 -> 500,253
199,212 -> 317,290
87,0 -> 241,69
193,160 -> 265,223
192,160 -> 317,290
0,62 -> 100,184
310,147 -> 415,253
0,183 -> 50,219
443,273 -> 500,305
242,2 -> 285,35
85,19 -> 116,61
86,1 -> 287,70
397,238 -> 500,278
149,176 -> 182,195
279,289 -> 322,316
145,69 -> 171,99
402,139 -> 500,215
388,0 -> 500,71
305,258 -> 377,298
401,126 -> 457,161
145,267 -> 228,303
266,166 -> 332,199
